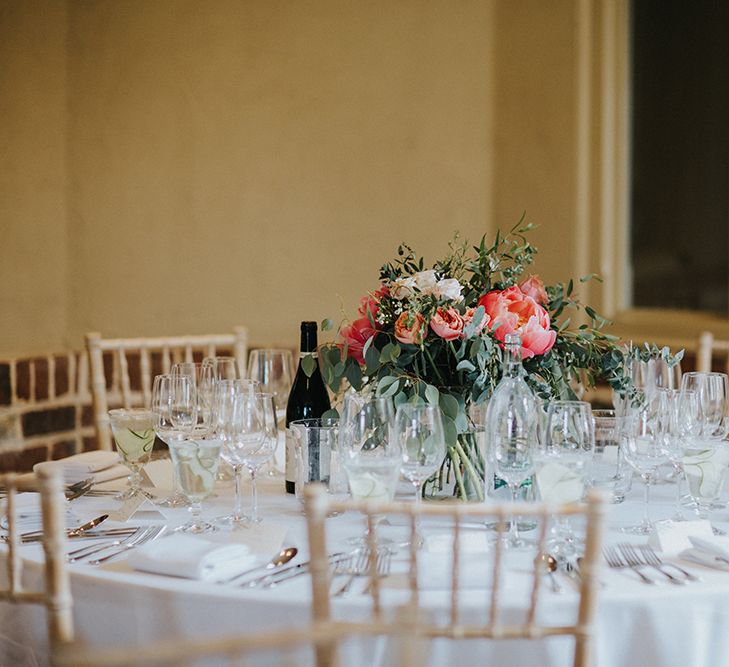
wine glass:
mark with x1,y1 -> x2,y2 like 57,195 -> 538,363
589,409 -> 632,504
248,349 -> 293,477
247,349 -> 294,425
664,389 -> 701,520
240,393 -> 277,524
215,389 -> 265,530
680,372 -> 729,440
537,401 -> 594,556
620,391 -> 672,534
108,408 -> 156,500
339,394 -> 400,547
395,404 -> 446,548
201,356 -> 241,381
151,374 -> 197,507
168,433 -> 223,533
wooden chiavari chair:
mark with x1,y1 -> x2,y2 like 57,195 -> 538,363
85,328 -> 249,450
304,485 -> 607,667
696,331 -> 729,374
0,468 -> 73,659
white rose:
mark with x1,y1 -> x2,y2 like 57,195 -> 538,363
433,278 -> 463,302
413,270 -> 437,292
391,276 -> 417,299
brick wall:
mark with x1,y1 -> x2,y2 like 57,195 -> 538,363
0,351 -> 95,473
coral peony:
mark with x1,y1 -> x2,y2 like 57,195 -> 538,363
394,312 -> 426,345
430,307 -> 464,341
462,307 -> 490,337
477,287 -> 556,358
518,275 -> 549,305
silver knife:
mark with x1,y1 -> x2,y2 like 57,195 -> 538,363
18,515 -> 109,543
251,552 -> 348,588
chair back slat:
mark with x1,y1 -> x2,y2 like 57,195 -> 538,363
84,328 -> 249,450
5,476 -> 21,597
489,509 -> 505,632
408,514 -> 419,607
526,509 -> 550,631
118,349 -> 132,408
140,348 -> 152,407
161,346 -> 171,373
450,515 -> 460,627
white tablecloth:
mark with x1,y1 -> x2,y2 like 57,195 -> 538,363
3,469 -> 729,667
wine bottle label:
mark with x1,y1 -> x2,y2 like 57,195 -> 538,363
285,429 -> 296,485
299,351 -> 318,359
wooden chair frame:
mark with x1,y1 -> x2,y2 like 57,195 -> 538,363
697,331 -> 729,374
304,485 -> 607,667
0,468 -> 74,654
85,327 -> 249,450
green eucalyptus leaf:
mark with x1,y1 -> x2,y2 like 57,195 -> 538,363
345,360 -> 363,390
424,384 -> 440,406
301,355 -> 317,378
456,359 -> 476,372
321,408 -> 339,422
439,393 -> 459,420
442,415 -> 458,446
321,318 -> 333,332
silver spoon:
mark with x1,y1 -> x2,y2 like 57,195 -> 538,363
222,546 -> 298,584
540,553 -> 563,594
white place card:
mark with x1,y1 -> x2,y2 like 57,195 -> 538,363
142,459 -> 174,492
648,519 -> 714,554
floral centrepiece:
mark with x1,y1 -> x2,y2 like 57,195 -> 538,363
319,221 -> 668,499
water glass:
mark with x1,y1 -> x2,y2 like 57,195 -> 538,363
590,409 -> 632,503
168,434 -> 222,533
290,418 -> 343,505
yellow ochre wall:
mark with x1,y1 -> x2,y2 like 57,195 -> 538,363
2,0 -> 599,357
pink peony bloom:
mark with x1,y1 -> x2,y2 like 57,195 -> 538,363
461,307 -> 490,337
430,307 -> 464,341
518,275 -> 549,305
394,312 -> 426,345
358,285 -> 389,321
477,286 -> 556,358
339,317 -> 377,364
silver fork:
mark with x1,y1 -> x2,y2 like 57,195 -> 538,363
635,544 -> 699,582
332,550 -> 370,597
362,550 -> 392,595
68,527 -> 147,562
603,545 -> 656,584
618,543 -> 685,585
87,526 -> 165,565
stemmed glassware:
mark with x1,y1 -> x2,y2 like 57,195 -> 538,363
339,394 -> 400,547
537,400 -> 594,556
239,393 -> 278,524
680,372 -> 729,440
151,374 -> 198,507
167,432 -> 223,533
215,386 -> 266,530
394,404 -> 446,548
664,389 -> 701,520
248,349 -> 293,477
620,390 -> 672,534
248,349 -> 294,425
108,408 -> 156,500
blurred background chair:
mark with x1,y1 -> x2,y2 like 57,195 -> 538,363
697,331 -> 729,373
85,328 -> 248,450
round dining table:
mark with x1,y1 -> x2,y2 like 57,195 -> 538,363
2,463 -> 729,667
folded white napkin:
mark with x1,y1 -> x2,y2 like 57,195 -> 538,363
128,534 -> 258,581
536,461 -> 584,504
33,453 -> 128,486
679,535 -> 729,570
